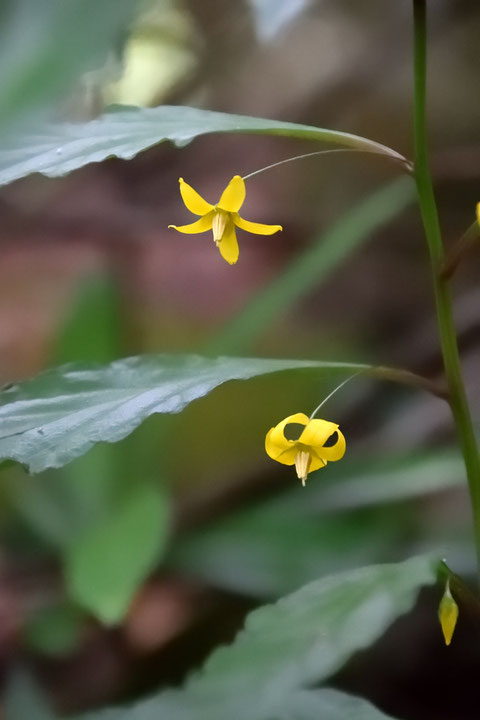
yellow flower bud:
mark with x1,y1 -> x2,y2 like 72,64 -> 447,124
438,579 -> 458,646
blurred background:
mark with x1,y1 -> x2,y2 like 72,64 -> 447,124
0,1 -> 480,718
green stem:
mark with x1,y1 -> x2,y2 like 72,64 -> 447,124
413,0 -> 480,579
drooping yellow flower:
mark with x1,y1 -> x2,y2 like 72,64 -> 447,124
438,579 -> 458,646
168,175 -> 282,265
265,413 -> 346,486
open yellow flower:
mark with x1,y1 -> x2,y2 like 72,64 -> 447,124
168,175 -> 282,265
265,413 -> 346,486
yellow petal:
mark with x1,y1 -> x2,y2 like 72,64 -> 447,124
315,428 -> 346,462
234,214 -> 283,235
438,581 -> 458,646
179,178 -> 214,216
266,413 -> 310,454
308,454 -> 328,473
476,202 -> 480,226
217,175 -> 246,213
217,221 -> 239,265
169,212 -> 214,234
265,430 -> 297,466
299,419 -> 340,450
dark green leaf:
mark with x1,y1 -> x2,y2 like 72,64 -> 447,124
0,105 -> 409,185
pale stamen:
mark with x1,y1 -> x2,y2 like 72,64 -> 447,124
294,450 -> 311,487
212,211 -> 228,245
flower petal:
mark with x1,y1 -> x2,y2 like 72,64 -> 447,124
266,413 -> 309,454
178,178 -> 214,216
217,221 -> 239,265
265,432 -> 297,466
217,175 -> 246,213
234,214 -> 283,235
298,418 -> 339,449
312,427 -> 346,462
308,454 -> 327,472
169,212 -> 214,234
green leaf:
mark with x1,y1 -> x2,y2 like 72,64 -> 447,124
278,688 -> 397,720
53,275 -> 123,365
0,354 -> 366,473
0,105 -> 409,185
65,483 -> 169,625
0,0 -> 134,136
79,556 -> 437,720
171,451 -> 463,597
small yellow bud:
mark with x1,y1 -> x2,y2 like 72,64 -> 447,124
438,579 -> 458,646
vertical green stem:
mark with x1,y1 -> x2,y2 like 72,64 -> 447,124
413,0 -> 480,579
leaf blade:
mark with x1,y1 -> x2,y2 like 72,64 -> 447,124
0,106 -> 409,185
78,556 -> 437,720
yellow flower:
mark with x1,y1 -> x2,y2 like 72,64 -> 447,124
168,175 -> 282,265
265,413 -> 346,486
438,579 -> 458,646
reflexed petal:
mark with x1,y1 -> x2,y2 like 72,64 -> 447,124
217,222 -> 239,264
307,454 -> 327,473
267,413 -> 309,451
234,214 -> 283,235
316,428 -> 346,462
169,212 -> 214,234
179,178 -> 213,215
265,434 -> 297,466
217,175 -> 246,213
299,418 -> 339,449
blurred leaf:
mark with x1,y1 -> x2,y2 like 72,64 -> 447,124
79,556 -> 437,720
24,601 -> 84,657
54,275 -> 123,365
208,177 -> 415,353
0,105 -> 409,185
5,671 -> 56,720
172,506 -> 409,598
0,0 -> 134,135
66,482 -> 169,625
0,355 -> 367,473
248,0 -> 310,41
301,449 -> 464,512
171,450 -> 463,597
278,688 -> 397,720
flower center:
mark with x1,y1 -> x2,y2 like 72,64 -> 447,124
294,450 -> 311,487
212,211 -> 228,244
